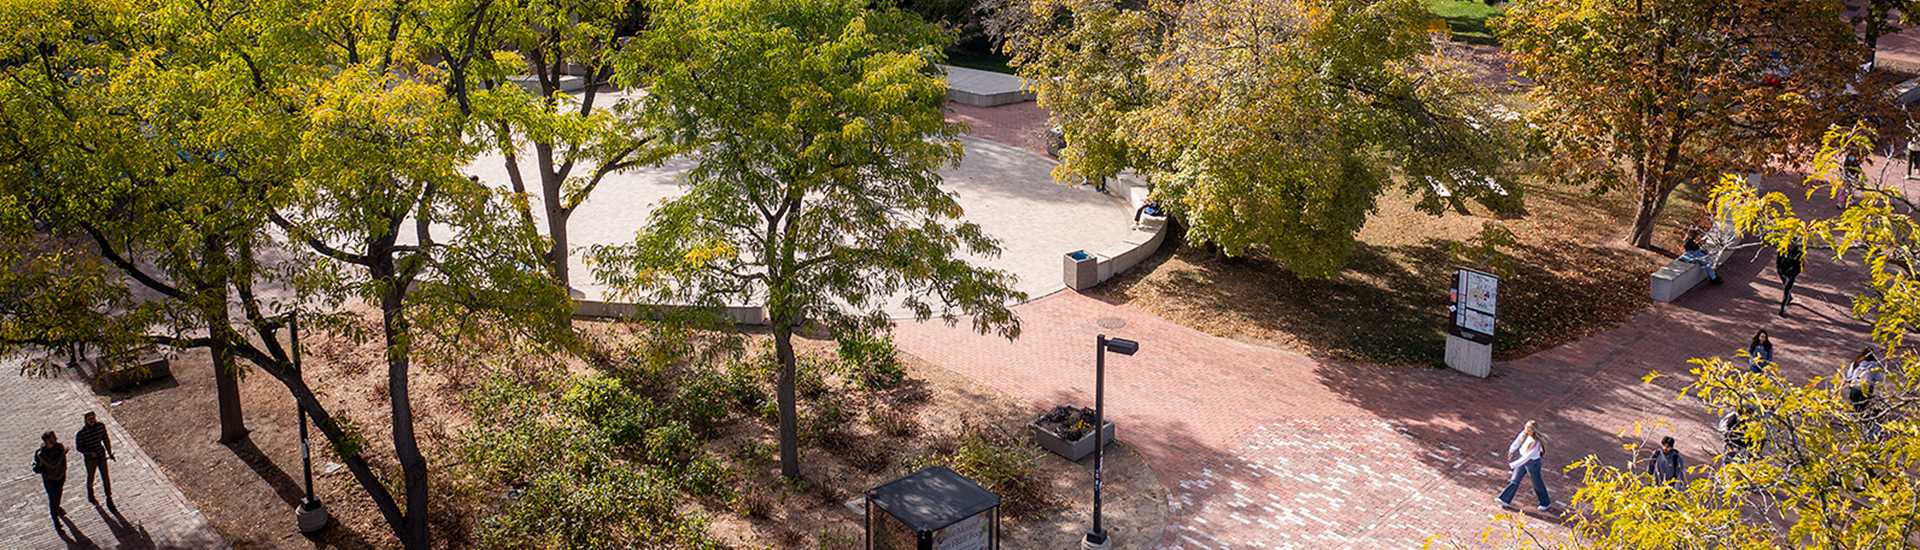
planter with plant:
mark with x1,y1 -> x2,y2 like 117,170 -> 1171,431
1029,405 -> 1115,462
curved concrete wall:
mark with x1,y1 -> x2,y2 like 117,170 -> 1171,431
1066,180 -> 1168,290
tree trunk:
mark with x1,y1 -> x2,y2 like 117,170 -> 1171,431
204,236 -> 248,443
773,322 -> 800,479
1628,182 -> 1671,249
536,141 -> 572,289
212,345 -> 248,443
378,280 -> 431,549
547,212 -> 571,289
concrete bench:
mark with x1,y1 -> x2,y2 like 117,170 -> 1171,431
1650,246 -> 1733,303
939,65 -> 1035,107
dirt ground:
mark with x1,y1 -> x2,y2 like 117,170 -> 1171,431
108,317 -> 1167,549
106,310 -> 477,550
698,337 -> 1167,549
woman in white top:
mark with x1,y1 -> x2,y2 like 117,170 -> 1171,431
1496,420 -> 1553,511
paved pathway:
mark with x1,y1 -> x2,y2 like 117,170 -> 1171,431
462,115 -> 1134,310
0,366 -> 226,549
895,216 -> 1873,548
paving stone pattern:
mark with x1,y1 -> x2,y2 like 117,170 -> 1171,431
0,366 -> 226,550
896,231 -> 1873,548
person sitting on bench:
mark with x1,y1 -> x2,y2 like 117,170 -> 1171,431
1679,228 -> 1723,285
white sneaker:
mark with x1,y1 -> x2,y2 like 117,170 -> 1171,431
1536,503 -> 1553,512
1495,498 -> 1513,509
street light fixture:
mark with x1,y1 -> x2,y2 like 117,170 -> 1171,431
290,314 -> 330,534
1082,334 -> 1137,550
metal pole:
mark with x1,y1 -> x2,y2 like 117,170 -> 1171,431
293,315 -> 315,506
1092,334 -> 1106,539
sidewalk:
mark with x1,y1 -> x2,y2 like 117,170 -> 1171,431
0,365 -> 227,549
895,241 -> 1871,548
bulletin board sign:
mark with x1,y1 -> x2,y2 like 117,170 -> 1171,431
1450,268 -> 1499,344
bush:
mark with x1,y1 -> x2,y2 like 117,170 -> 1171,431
869,405 -> 921,438
560,374 -> 657,447
837,330 -> 906,390
668,369 -> 731,434
476,465 -> 716,549
719,358 -> 769,413
461,376 -> 724,549
797,355 -> 834,398
906,420 -> 1051,516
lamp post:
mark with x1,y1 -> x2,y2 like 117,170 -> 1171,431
290,314 -> 330,534
1082,334 -> 1138,550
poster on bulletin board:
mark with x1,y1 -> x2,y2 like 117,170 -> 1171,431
1450,268 -> 1499,344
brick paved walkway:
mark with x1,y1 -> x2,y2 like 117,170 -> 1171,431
0,365 -> 226,549
895,243 -> 1871,548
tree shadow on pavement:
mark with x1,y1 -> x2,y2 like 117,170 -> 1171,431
1306,243 -> 1875,540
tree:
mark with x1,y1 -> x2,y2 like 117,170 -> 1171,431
422,0 -> 670,289
1495,0 -> 1864,249
1451,125 -> 1920,548
596,0 -> 1022,479
0,1 -> 570,547
1862,0 -> 1912,54
1000,0 -> 1523,277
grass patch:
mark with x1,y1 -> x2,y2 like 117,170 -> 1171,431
1426,0 -> 1505,44
1094,172 -> 1708,367
944,47 -> 1015,75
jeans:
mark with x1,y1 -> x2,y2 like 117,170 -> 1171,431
42,476 -> 63,519
1680,250 -> 1718,280
1498,458 -> 1550,506
83,453 -> 111,503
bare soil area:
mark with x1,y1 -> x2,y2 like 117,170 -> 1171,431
110,316 -> 1166,549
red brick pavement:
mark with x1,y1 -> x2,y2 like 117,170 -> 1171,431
895,243 -> 1872,548
0,367 -> 228,549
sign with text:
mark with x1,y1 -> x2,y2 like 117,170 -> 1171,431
934,512 -> 990,550
1451,268 -> 1499,343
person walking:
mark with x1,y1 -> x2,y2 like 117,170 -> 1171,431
1747,330 -> 1774,374
75,411 -> 115,507
32,431 -> 69,527
1777,240 -> 1804,316
1645,436 -> 1686,488
1496,420 -> 1553,512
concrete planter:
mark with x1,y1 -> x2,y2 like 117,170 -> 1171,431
1064,250 -> 1099,291
93,355 -> 172,392
1030,419 -> 1116,462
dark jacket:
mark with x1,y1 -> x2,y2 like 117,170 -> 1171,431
1777,243 -> 1803,278
1647,448 -> 1685,486
33,444 -> 66,482
75,422 -> 108,456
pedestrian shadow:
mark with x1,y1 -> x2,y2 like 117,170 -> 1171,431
91,501 -> 156,549
55,514 -> 101,550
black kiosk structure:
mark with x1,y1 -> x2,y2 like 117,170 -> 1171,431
865,466 -> 1001,550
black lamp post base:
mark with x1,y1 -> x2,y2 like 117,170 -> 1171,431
1081,531 -> 1111,549
296,498 -> 330,534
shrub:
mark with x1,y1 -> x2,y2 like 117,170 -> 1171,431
907,420 -> 1051,516
719,358 -> 768,413
461,376 -> 724,549
668,369 -> 731,435
797,355 -> 834,398
476,465 -> 716,549
836,330 -> 905,390
560,374 -> 657,447
870,405 -> 921,438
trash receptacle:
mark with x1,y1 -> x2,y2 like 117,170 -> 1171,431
1064,250 -> 1099,290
